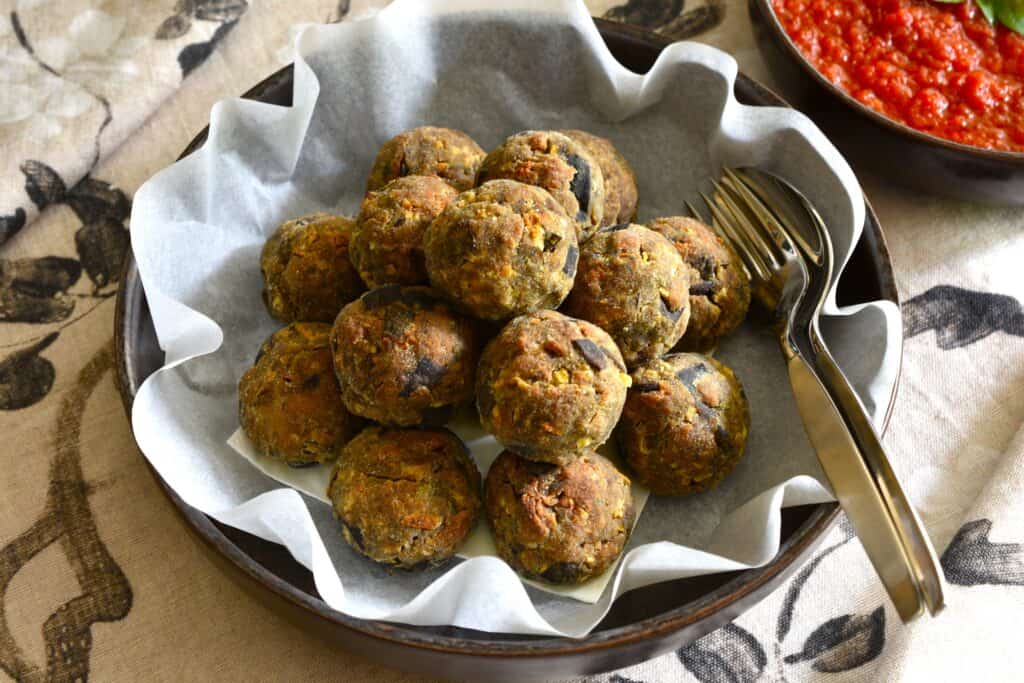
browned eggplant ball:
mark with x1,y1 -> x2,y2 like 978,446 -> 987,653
238,323 -> 362,467
260,213 -> 365,323
476,309 -> 631,464
559,129 -> 638,226
485,449 -> 634,584
617,353 -> 750,496
331,285 -> 478,426
647,216 -> 751,352
423,179 -> 578,321
562,223 -> 690,368
350,175 -> 457,287
366,126 -> 486,192
328,426 -> 482,568
476,130 -> 606,242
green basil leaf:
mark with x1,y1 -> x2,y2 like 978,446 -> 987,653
996,0 -> 1024,33
976,0 -> 998,23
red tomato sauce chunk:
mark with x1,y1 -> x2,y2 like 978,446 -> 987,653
772,0 -> 1024,152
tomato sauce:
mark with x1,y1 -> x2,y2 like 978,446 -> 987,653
772,0 -> 1024,152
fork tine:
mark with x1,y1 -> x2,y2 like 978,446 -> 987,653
700,190 -> 771,283
684,200 -> 705,223
689,199 -> 727,241
791,194 -> 831,267
703,187 -> 764,267
720,170 -> 792,263
716,176 -> 787,269
731,169 -> 820,264
707,186 -> 770,273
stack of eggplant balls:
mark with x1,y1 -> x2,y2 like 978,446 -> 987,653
238,125 -> 752,584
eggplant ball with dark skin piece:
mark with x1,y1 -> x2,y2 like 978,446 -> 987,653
559,129 -> 639,227
238,323 -> 363,467
260,213 -> 365,323
423,179 -> 578,322
562,223 -> 690,369
367,126 -> 486,192
617,353 -> 750,496
331,285 -> 479,426
476,130 -> 606,242
647,216 -> 751,352
476,310 -> 631,465
350,175 -> 457,287
485,449 -> 634,584
329,426 -> 482,568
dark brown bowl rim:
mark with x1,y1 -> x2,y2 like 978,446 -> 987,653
114,20 -> 902,661
752,0 -> 1024,163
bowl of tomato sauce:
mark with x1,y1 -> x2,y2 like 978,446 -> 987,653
750,0 -> 1024,205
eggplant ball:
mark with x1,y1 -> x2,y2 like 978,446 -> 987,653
617,353 -> 750,495
239,323 -> 362,467
331,285 -> 479,426
329,425 -> 481,568
485,449 -> 634,584
476,309 -> 630,464
476,130 -> 606,242
424,179 -> 578,321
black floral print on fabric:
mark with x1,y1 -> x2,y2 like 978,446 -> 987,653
1,162 -> 129,411
678,623 -> 767,683
20,161 -> 131,295
0,209 -> 27,247
905,285 -> 1024,349
942,519 -> 1024,587
0,256 -> 81,325
776,518 -> 856,643
178,19 -> 242,77
655,518 -> 886,682
0,348 -> 133,681
604,0 -> 725,40
783,607 -> 886,673
155,0 -> 250,77
156,0 -> 249,39
0,332 -> 59,411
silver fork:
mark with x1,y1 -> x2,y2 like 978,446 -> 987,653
689,168 -> 945,622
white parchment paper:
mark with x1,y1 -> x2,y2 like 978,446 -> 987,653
129,0 -> 901,637
226,412 -> 651,604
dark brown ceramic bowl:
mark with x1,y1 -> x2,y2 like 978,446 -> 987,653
749,0 -> 1024,206
114,19 -> 901,681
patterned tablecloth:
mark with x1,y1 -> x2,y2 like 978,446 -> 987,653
1,1 -> 1022,681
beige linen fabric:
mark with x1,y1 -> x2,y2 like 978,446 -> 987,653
1,1 -> 1022,682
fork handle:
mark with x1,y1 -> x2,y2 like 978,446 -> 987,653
786,349 -> 940,622
808,329 -> 946,617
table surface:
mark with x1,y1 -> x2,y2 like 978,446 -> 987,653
1,2 -> 1022,682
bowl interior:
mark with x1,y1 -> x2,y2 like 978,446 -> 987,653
115,18 -> 899,668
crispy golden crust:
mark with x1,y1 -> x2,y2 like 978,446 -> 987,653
329,426 -> 482,568
559,130 -> 638,226
260,213 -> 365,323
331,286 -> 479,426
350,176 -> 457,287
484,450 -> 634,584
476,130 -> 606,242
476,310 -> 630,464
367,126 -> 486,192
647,217 -> 751,352
562,224 -> 690,368
423,180 -> 578,321
617,353 -> 749,496
238,323 -> 362,466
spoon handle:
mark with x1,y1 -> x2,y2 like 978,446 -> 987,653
785,346 -> 932,622
808,326 -> 946,617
